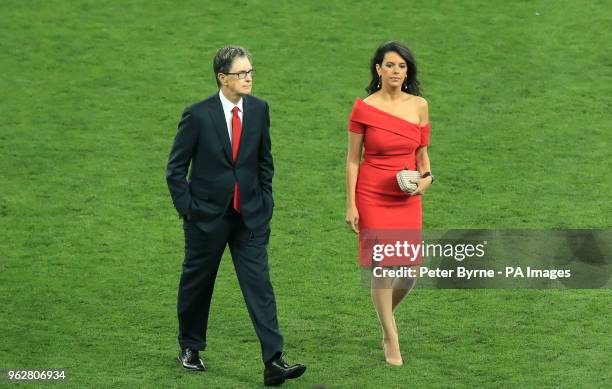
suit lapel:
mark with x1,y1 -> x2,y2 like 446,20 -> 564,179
208,93 -> 233,162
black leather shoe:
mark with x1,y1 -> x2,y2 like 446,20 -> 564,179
178,348 -> 206,371
264,357 -> 306,386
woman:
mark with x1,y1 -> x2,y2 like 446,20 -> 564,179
345,41 -> 434,366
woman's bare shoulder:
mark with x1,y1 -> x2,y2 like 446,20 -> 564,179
362,93 -> 380,103
406,94 -> 427,106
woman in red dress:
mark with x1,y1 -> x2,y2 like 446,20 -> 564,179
345,42 -> 434,366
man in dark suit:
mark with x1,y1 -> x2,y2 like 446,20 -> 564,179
166,45 -> 306,386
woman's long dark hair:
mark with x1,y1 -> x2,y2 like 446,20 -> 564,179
366,41 -> 422,96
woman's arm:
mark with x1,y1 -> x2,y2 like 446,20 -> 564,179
345,132 -> 364,232
411,99 -> 433,196
416,147 -> 431,177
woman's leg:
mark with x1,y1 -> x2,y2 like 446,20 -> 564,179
387,269 -> 418,361
391,273 -> 417,312
371,284 -> 402,365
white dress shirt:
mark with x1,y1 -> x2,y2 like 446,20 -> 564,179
218,90 -> 243,145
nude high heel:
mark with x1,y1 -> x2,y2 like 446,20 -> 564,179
381,315 -> 402,365
382,339 -> 403,366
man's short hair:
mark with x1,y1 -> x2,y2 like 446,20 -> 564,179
213,45 -> 252,87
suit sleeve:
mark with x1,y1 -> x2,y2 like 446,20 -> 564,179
259,102 -> 274,196
166,109 -> 198,217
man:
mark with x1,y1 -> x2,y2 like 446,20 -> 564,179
166,45 -> 306,386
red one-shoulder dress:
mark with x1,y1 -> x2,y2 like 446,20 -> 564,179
348,97 -> 431,265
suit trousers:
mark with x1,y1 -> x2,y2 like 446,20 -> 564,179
177,208 -> 284,364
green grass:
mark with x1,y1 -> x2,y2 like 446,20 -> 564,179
1,0 -> 611,388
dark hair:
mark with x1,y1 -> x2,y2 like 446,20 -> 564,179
366,41 -> 421,96
213,45 -> 252,87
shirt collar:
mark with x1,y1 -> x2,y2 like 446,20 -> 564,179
219,90 -> 243,114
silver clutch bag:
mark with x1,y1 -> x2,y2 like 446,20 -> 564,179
396,169 -> 421,194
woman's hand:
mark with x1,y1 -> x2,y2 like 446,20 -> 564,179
409,176 -> 432,196
345,206 -> 360,233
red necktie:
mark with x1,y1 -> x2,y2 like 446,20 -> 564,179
231,106 -> 242,213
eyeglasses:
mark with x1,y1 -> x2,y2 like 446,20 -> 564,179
224,69 -> 256,79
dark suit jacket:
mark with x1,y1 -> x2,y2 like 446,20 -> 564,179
166,93 -> 274,231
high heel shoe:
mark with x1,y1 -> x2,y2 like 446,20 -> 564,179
381,315 -> 402,365
382,340 -> 403,366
